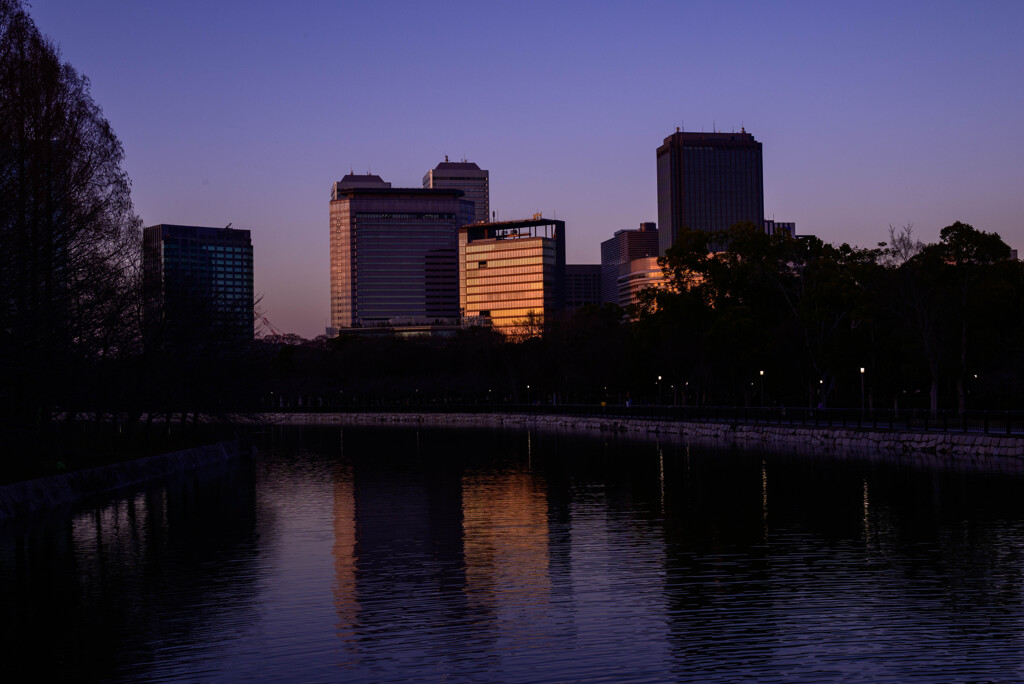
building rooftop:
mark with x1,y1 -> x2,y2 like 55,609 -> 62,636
331,187 -> 465,200
432,161 -> 484,172
333,174 -> 392,191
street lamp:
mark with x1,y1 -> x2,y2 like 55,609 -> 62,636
657,375 -> 662,405
860,367 -> 865,414
527,384 -> 530,405
759,370 -> 764,408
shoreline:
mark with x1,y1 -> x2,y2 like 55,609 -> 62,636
4,411 -> 1022,521
0,440 -> 247,521
261,411 -> 1024,464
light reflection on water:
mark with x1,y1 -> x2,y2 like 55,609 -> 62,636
2,426 -> 1024,682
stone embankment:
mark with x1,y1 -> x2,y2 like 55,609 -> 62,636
264,412 -> 1024,464
0,440 -> 247,520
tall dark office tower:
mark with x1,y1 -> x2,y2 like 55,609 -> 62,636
330,174 -> 474,330
423,159 -> 489,225
600,222 -> 659,304
565,264 -> 602,311
143,224 -> 254,345
656,128 -> 764,254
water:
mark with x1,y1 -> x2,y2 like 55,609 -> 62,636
3,426 -> 1024,682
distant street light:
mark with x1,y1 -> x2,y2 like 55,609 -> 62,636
759,370 -> 764,408
657,375 -> 662,405
860,367 -> 866,414
527,384 -> 531,405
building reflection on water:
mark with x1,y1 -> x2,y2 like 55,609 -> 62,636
461,468 -> 551,635
8,426 -> 1024,681
330,429 -> 553,671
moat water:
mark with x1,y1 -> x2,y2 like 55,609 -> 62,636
3,426 -> 1024,682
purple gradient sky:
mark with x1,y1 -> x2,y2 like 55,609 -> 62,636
29,0 -> 1024,338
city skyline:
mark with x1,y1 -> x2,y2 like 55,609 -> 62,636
27,1 -> 1024,337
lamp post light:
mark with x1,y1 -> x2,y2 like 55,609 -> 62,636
657,375 -> 662,405
759,370 -> 764,408
860,367 -> 865,414
527,384 -> 531,405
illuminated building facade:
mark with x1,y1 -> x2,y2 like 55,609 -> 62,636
423,159 -> 489,225
600,222 -> 658,304
142,223 -> 254,344
616,256 -> 672,311
657,128 -> 764,254
330,175 -> 473,331
459,217 -> 566,335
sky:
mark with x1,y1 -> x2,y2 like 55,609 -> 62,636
27,0 -> 1024,338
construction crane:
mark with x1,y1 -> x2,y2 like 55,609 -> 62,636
256,314 -> 284,338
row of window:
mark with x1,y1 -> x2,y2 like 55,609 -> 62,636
466,281 -> 544,296
462,264 -> 545,279
466,242 -> 549,256
465,272 -> 547,287
466,291 -> 545,304
466,256 -> 551,269
466,306 -> 546,321
354,213 -> 457,222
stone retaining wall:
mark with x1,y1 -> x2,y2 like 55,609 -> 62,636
0,440 -> 247,520
263,412 -> 1024,463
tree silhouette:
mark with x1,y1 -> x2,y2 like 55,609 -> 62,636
0,0 -> 141,433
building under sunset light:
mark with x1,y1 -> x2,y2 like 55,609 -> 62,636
423,158 -> 490,225
459,217 -> 566,336
329,174 -> 474,331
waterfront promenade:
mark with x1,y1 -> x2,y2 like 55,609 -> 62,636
262,406 -> 1024,465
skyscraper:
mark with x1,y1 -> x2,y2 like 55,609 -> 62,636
423,158 -> 489,225
459,217 -> 566,336
329,174 -> 473,331
656,128 -> 764,254
600,222 -> 659,304
565,264 -> 602,311
142,224 -> 254,345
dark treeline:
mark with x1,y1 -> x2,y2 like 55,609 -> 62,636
250,217 -> 1023,415
3,1 -> 1023,478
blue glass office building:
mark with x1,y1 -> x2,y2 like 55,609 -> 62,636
143,224 -> 254,344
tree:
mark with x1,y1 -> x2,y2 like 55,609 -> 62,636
937,221 -> 1012,411
0,0 -> 141,429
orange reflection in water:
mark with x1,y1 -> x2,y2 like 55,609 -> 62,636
332,464 -> 358,652
461,469 -> 551,633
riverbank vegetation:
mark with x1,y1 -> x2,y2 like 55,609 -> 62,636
251,219 -> 1023,414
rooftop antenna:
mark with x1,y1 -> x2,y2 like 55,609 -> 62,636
225,222 -> 233,230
